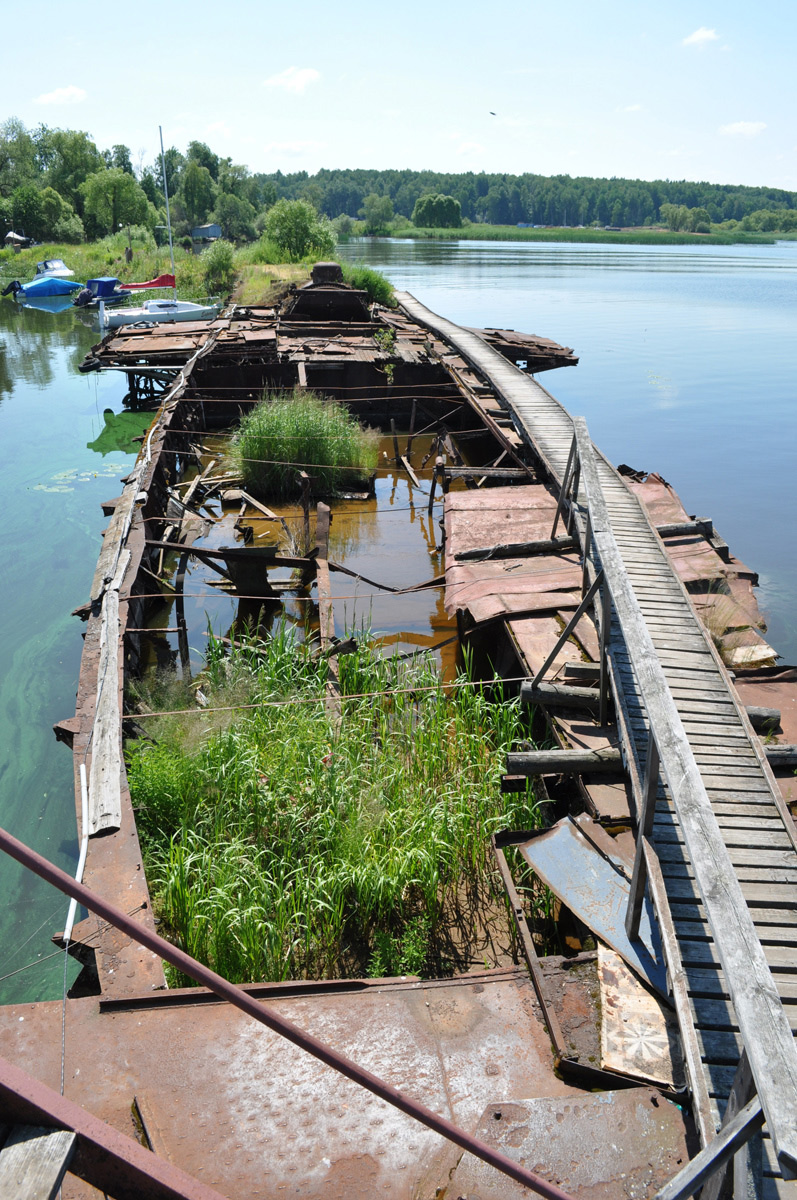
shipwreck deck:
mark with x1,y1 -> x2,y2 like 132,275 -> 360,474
397,291 -> 797,1193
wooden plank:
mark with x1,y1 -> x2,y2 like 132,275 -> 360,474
0,1126 -> 76,1199
88,550 -> 129,835
570,417 -> 797,1174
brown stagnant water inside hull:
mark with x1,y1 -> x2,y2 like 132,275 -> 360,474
147,433 -> 460,679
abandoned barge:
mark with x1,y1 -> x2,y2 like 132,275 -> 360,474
1,263 -> 796,1199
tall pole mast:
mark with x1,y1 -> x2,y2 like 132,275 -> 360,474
159,126 -> 177,300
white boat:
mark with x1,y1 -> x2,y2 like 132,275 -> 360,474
97,127 -> 220,331
36,258 -> 75,279
100,297 -> 220,329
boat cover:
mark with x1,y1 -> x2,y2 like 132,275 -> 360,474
18,275 -> 83,297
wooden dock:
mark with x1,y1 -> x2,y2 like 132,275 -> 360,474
397,291 -> 797,1194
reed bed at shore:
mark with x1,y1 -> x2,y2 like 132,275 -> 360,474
125,627 -> 542,985
230,388 -> 379,500
386,223 -> 778,246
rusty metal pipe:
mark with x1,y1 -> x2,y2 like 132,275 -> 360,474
0,825 -> 577,1200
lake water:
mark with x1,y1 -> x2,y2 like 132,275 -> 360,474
0,294 -> 147,1002
1,237 -> 795,1002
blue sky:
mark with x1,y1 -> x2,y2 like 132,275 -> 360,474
4,0 -> 794,190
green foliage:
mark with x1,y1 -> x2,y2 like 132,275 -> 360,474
211,192 -> 257,242
232,388 -> 379,499
263,198 -> 334,260
340,263 -> 395,307
201,238 -> 235,295
81,168 -> 150,236
178,159 -> 217,226
125,631 -> 542,982
331,213 -> 353,237
412,193 -> 462,229
359,193 -> 394,235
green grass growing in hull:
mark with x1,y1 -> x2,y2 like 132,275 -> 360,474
231,388 -> 379,500
125,628 -> 544,984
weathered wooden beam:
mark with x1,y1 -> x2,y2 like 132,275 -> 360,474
454,519 -> 717,564
745,705 -> 780,734
442,465 -> 532,480
88,550 -> 129,836
506,748 -> 622,776
0,1126 -> 76,1200
764,744 -> 797,768
455,535 -> 577,562
400,455 -> 420,487
520,681 -> 601,712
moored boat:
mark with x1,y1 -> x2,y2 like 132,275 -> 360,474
73,276 -> 133,308
1,273 -> 84,299
98,296 -> 221,328
35,258 -> 75,279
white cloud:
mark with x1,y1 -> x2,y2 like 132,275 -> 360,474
34,85 -> 86,105
618,104 -> 643,113
720,121 -> 766,137
456,141 -> 485,156
263,67 -> 320,95
207,120 -> 232,137
683,27 -> 719,46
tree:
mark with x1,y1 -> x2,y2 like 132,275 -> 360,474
359,193 -> 393,234
10,185 -> 43,237
0,118 -> 38,194
211,192 -> 256,242
81,168 -> 149,235
263,198 -> 334,260
412,193 -> 461,228
156,147 -> 184,202
178,160 -> 217,226
45,129 -> 103,214
186,141 -> 219,181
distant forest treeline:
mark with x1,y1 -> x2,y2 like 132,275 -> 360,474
1,117 -> 796,245
268,168 -> 797,228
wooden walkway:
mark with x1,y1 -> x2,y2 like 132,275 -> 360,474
396,292 -> 797,1194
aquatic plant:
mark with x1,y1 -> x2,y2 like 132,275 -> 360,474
231,388 -> 379,500
125,629 -> 543,985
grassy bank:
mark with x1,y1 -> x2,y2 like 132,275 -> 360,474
126,629 -> 542,985
0,232 -> 312,304
385,223 -> 778,246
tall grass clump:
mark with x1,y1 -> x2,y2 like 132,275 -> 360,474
231,388 -> 379,499
340,264 -> 396,307
125,629 -> 543,985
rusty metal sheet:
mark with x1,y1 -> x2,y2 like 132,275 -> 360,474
468,590 -> 580,624
625,472 -> 689,527
598,946 -> 685,1089
0,970 -> 578,1200
519,818 -> 668,995
448,1088 -> 693,1200
446,562 -> 581,616
241,329 -> 277,343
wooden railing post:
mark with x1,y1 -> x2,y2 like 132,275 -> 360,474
550,434 -> 577,539
626,736 -> 660,940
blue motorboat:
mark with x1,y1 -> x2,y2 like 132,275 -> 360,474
73,277 -> 133,308
2,274 -> 84,299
